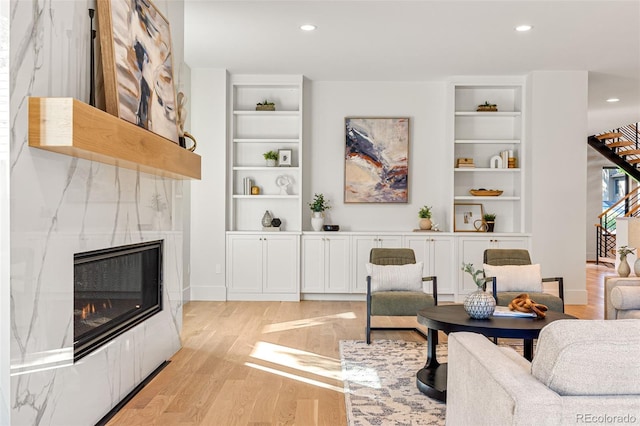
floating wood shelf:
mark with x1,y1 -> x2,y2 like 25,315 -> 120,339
29,97 -> 201,180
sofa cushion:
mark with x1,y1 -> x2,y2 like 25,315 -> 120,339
483,263 -> 542,292
610,286 -> 640,310
531,319 -> 640,396
616,310 -> 640,319
366,262 -> 423,292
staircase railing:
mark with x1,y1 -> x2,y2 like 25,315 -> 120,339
596,185 -> 640,263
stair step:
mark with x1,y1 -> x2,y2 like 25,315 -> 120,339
597,132 -> 624,140
620,149 -> 640,156
608,141 -> 634,148
627,158 -> 640,164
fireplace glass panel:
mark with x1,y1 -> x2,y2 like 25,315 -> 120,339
74,240 -> 163,361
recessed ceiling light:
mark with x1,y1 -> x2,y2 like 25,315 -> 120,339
515,25 -> 532,32
606,98 -> 620,103
300,24 -> 317,31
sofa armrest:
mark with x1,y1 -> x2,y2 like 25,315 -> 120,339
604,277 -> 640,319
446,332 -> 562,426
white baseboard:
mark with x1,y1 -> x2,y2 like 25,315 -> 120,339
190,285 -> 227,301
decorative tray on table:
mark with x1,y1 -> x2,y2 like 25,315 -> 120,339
469,189 -> 503,196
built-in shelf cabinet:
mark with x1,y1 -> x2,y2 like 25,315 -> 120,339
451,79 -> 526,233
228,75 -> 303,232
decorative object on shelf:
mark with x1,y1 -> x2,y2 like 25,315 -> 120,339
276,175 -> 292,195
456,158 -> 475,168
508,150 -> 516,168
97,0 -> 179,143
256,100 -> 276,111
476,101 -> 498,112
150,193 -> 167,231
483,213 -> 496,232
461,263 -> 495,319
418,205 -> 433,230
489,155 -> 503,168
278,149 -> 292,167
251,186 -> 260,195
271,218 -> 282,228
309,193 -> 331,231
263,150 -> 278,167
469,189 -> 503,197
243,177 -> 254,195
261,210 -> 273,228
618,245 -> 635,277
454,203 -> 484,232
323,225 -> 340,231
473,219 -> 488,232
508,293 -> 548,319
345,117 -> 409,203
180,131 -> 197,152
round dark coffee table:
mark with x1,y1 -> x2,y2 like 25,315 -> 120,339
415,304 -> 576,402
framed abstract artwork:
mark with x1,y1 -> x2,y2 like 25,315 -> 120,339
345,117 -> 409,203
454,203 -> 484,232
98,0 -> 179,143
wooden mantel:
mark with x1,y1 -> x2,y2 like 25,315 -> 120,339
29,97 -> 201,180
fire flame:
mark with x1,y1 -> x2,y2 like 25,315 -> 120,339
80,303 -> 96,320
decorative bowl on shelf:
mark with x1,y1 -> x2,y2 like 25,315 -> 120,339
323,225 -> 340,231
469,189 -> 503,196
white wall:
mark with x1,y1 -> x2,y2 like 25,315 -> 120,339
528,71 -> 589,304
0,0 -> 10,423
306,81 -> 449,231
189,69 -> 228,300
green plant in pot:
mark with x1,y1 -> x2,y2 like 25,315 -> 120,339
418,205 -> 433,230
309,193 -> 331,231
461,263 -> 495,319
263,150 -> 278,166
483,213 -> 496,232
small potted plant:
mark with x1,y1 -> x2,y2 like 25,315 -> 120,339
308,193 -> 331,231
617,245 -> 635,277
263,150 -> 278,167
418,205 -> 433,230
256,100 -> 276,111
483,213 -> 496,232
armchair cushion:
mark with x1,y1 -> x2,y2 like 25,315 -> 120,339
366,262 -> 423,292
531,320 -> 640,396
610,286 -> 640,310
483,263 -> 543,292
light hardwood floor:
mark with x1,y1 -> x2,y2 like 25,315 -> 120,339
107,264 -> 616,426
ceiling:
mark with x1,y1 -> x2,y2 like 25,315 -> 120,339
184,0 -> 640,133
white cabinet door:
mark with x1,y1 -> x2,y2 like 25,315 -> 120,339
457,236 -> 531,295
405,235 -> 455,296
301,236 -> 325,292
324,235 -> 350,293
352,235 -> 403,293
263,235 -> 298,294
227,235 -> 263,293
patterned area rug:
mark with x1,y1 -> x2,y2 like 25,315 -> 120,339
340,340 -> 446,426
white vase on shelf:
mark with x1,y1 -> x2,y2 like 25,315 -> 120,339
311,212 -> 324,232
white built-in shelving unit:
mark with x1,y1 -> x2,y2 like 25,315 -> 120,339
451,79 -> 526,234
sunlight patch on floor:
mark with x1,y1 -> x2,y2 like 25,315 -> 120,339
262,312 -> 357,334
250,341 -> 342,381
245,362 -> 344,393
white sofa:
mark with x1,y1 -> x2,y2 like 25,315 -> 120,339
605,276 -> 640,319
446,319 -> 640,425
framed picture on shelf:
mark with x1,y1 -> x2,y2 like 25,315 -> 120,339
278,149 -> 292,166
454,203 -> 484,232
97,0 -> 179,143
344,117 -> 409,203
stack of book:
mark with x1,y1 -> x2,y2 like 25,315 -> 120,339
456,158 -> 475,168
243,177 -> 254,195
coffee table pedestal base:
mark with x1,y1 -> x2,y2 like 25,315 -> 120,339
416,363 -> 447,402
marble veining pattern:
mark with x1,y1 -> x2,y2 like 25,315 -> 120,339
8,0 -> 185,424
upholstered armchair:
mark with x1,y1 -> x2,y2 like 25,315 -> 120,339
604,276 -> 640,319
446,320 -> 640,425
483,249 -> 564,312
366,248 -> 437,344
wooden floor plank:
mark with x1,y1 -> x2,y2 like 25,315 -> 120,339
107,264 -> 609,425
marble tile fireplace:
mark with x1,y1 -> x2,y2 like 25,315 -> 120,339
74,240 -> 163,362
